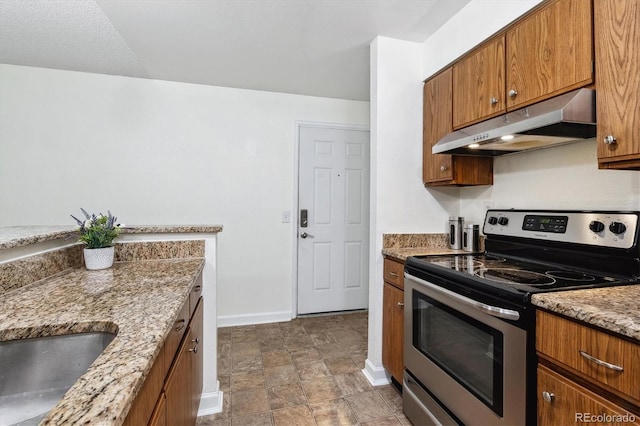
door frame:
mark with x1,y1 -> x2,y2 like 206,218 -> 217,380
291,121 -> 370,318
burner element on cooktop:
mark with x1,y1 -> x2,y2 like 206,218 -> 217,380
545,270 -> 595,282
474,268 -> 557,286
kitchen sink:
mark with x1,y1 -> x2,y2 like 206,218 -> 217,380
0,331 -> 116,426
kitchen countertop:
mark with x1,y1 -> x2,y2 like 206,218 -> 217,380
531,285 -> 640,342
382,247 -> 471,262
0,258 -> 204,425
0,225 -> 223,250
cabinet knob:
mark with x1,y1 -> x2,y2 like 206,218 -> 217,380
192,336 -> 200,344
603,135 -> 617,145
188,345 -> 199,354
490,97 -> 498,105
397,302 -> 404,308
508,89 -> 518,98
542,391 -> 555,403
440,165 -> 448,172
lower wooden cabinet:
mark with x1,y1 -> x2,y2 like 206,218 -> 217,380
166,299 -> 203,426
382,257 -> 405,383
536,310 -> 640,425
538,365 -> 639,426
125,287 -> 204,426
149,393 -> 166,426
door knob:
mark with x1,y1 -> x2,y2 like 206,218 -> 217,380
300,232 -> 315,239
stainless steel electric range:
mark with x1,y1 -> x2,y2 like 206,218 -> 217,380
403,210 -> 640,426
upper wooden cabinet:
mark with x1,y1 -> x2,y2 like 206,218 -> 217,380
595,0 -> 640,170
423,68 -> 493,186
506,0 -> 593,110
453,36 -> 506,129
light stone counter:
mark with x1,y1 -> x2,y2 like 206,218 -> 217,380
531,285 -> 640,342
0,258 -> 204,425
0,225 -> 223,250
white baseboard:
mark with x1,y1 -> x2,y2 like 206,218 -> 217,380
362,359 -> 391,387
197,386 -> 224,416
217,311 -> 292,327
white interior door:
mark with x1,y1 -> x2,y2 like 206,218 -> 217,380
297,125 -> 370,314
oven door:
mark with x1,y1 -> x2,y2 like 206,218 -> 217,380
404,272 -> 527,426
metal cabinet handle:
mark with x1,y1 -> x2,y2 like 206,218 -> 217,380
603,135 -> 617,145
542,391 -> 555,403
193,285 -> 202,292
175,318 -> 186,332
508,89 -> 518,98
440,165 -> 448,172
192,337 -> 200,344
188,345 -> 198,353
579,350 -> 623,371
300,232 -> 315,239
490,97 -> 498,105
389,272 -> 398,277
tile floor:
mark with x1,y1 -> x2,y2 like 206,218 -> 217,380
197,311 -> 410,426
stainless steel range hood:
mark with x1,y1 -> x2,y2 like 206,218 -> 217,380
432,88 -> 596,156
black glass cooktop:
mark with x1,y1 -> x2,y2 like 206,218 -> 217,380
410,254 -> 626,294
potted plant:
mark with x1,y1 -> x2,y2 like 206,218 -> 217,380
71,208 -> 122,270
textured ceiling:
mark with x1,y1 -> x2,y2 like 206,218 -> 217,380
0,0 -> 470,101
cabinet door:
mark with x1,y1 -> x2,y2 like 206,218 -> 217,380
165,327 -> 192,426
149,392 -> 167,426
423,68 -> 454,183
506,0 -> 593,110
453,36 -> 505,128
538,365 -> 639,426
595,0 -> 640,169
382,282 -> 404,382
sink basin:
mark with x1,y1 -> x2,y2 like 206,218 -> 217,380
0,332 -> 116,426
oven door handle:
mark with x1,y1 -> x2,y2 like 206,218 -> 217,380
408,274 -> 521,321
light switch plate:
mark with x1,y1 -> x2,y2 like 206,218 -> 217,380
282,211 -> 291,223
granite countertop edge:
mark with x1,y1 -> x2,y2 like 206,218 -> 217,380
531,286 -> 640,342
0,258 -> 205,425
0,225 -> 223,250
382,247 -> 471,262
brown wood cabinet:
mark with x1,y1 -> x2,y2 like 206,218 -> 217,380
536,310 -> 640,424
165,298 -> 203,426
453,36 -> 506,128
595,0 -> 640,170
506,0 -> 593,110
382,257 -> 405,383
538,365 -> 639,426
124,279 -> 204,426
423,69 -> 493,186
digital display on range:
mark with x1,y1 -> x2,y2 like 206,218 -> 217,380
522,215 -> 568,233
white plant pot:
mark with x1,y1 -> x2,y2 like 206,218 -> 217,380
84,246 -> 115,270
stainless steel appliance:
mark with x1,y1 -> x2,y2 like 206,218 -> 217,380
462,224 -> 479,252
448,217 -> 464,249
432,88 -> 596,156
403,209 -> 640,425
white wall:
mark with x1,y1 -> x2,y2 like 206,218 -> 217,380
0,64 -> 369,321
366,36 -> 458,384
421,0 -> 640,224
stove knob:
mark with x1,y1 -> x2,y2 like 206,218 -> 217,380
589,220 -> 605,233
609,221 -> 626,235
498,217 -> 509,226
488,216 -> 498,225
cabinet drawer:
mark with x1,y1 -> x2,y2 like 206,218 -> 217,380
189,275 -> 203,317
164,298 -> 190,373
537,310 -> 640,403
383,258 -> 404,289
538,365 -> 639,426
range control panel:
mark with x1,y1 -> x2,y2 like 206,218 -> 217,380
483,210 -> 639,249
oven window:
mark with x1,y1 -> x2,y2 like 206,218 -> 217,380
412,290 -> 504,416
